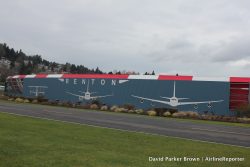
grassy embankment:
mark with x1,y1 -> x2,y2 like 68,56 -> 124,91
0,112 -> 249,167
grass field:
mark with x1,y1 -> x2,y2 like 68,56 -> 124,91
0,112 -> 249,167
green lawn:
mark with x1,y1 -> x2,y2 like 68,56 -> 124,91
0,112 -> 249,167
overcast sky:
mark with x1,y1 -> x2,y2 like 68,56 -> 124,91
1,0 -> 250,76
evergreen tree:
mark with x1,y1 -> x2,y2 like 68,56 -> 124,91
0,44 -> 6,58
95,67 -> 102,74
32,55 -> 42,65
19,61 -> 26,74
10,61 -> 15,68
0,43 -> 109,79
71,64 -> 79,73
26,61 -> 33,74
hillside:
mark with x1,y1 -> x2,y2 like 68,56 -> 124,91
0,43 -> 103,82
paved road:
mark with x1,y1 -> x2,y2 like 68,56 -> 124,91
0,100 -> 250,147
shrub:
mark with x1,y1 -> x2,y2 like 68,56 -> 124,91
238,117 -> 250,123
64,103 -> 71,107
200,114 -> 209,120
120,108 -> 128,113
110,105 -> 118,112
230,117 -> 238,123
122,104 -> 135,110
114,108 -> 123,113
172,112 -> 187,118
78,104 -> 90,109
147,110 -> 157,116
40,101 -> 50,105
135,109 -> 144,114
221,116 -> 238,122
32,99 -> 38,103
90,104 -> 99,110
23,99 -> 30,103
212,115 -> 221,121
128,110 -> 135,114
113,107 -> 127,113
57,102 -> 64,106
100,105 -> 108,111
200,115 -> 233,122
15,98 -> 24,103
206,115 -> 214,120
172,112 -> 178,118
235,104 -> 250,117
186,111 -> 199,119
50,101 -> 59,105
163,111 -> 171,117
215,115 -> 223,121
91,99 -> 102,106
37,96 -> 48,103
221,116 -> 231,122
180,111 -> 188,117
0,95 -> 9,100
208,115 -> 215,121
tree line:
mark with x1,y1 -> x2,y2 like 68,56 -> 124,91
0,43 -> 106,82
0,43 -> 155,82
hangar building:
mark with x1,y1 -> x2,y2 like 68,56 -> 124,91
5,74 -> 250,116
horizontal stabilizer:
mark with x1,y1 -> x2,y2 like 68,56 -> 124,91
177,98 -> 189,100
28,86 -> 48,88
160,96 -> 171,99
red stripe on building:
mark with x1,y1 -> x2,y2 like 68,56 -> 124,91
158,75 -> 193,81
35,74 -> 48,78
18,75 -> 26,79
230,77 -> 250,83
62,74 -> 129,79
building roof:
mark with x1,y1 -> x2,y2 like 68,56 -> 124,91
6,74 -> 250,82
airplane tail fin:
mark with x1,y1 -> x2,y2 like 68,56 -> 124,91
173,81 -> 176,97
86,80 -> 90,92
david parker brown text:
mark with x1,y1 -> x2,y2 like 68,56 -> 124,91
149,156 -> 245,162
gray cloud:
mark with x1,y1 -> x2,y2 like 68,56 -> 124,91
1,0 -> 250,76
211,36 -> 250,62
